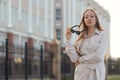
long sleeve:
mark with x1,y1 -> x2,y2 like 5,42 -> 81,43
79,31 -> 109,63
65,38 -> 79,63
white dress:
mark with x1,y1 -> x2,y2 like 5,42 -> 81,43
65,29 -> 108,80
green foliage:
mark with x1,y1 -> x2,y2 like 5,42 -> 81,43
61,75 -> 120,80
107,75 -> 120,80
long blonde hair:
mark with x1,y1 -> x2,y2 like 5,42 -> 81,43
74,8 -> 104,56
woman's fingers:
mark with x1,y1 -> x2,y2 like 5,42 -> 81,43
66,27 -> 71,34
75,60 -> 80,67
65,27 -> 72,40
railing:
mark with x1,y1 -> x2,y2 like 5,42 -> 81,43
0,38 -> 54,80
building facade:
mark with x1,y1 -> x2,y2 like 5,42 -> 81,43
0,0 -> 55,79
0,0 -> 54,46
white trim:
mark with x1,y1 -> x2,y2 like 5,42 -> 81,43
8,0 -> 12,27
68,0 -> 71,25
62,0 -> 66,44
44,0 -> 48,38
51,0 -> 54,40
72,0 -> 76,25
36,0 -> 39,26
28,0 -> 32,33
18,0 -> 22,21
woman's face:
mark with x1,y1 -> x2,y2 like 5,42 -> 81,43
84,10 -> 96,28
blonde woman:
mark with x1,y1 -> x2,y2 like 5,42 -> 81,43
65,8 -> 108,80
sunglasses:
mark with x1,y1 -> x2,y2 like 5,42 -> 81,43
70,25 -> 85,35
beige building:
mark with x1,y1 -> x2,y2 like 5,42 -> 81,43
0,0 -> 56,79
0,0 -> 54,47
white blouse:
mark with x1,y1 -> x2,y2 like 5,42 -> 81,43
65,29 -> 108,80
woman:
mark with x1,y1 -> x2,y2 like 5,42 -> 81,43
65,8 -> 108,80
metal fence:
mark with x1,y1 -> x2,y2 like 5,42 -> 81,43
0,38 -> 54,80
107,58 -> 120,75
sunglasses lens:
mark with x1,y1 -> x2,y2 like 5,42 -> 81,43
76,25 -> 80,27
70,25 -> 82,35
70,29 -> 74,33
76,31 -> 80,35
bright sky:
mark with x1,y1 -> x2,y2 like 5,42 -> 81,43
95,0 -> 120,58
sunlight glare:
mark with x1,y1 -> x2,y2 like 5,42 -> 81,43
95,0 -> 120,58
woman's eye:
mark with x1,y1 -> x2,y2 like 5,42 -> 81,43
85,16 -> 88,19
91,16 -> 94,17
84,15 -> 95,19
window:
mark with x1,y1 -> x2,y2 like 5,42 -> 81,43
12,6 -> 19,25
56,29 -> 61,40
13,35 -> 19,47
39,0 -> 44,8
24,11 -> 28,27
0,32 -> 6,46
3,2 -> 7,23
12,6 -> 18,25
22,10 -> 28,27
32,14 -> 37,29
56,9 -> 61,20
32,0 -> 37,6
21,37 -> 27,48
15,7 -> 18,24
34,40 -> 40,50
12,6 -> 15,25
39,17 -> 44,36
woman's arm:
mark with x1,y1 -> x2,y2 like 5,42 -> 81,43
79,31 -> 109,63
65,38 -> 79,63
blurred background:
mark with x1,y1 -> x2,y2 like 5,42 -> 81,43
0,0 -> 119,80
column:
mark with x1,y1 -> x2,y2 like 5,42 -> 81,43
44,0 -> 48,38
18,0 -> 22,21
28,0 -> 32,33
36,0 -> 39,27
8,0 -> 12,27
51,0 -> 54,40
62,0 -> 67,44
72,0 -> 76,25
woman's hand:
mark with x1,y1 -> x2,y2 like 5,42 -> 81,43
75,60 -> 80,67
65,27 -> 72,41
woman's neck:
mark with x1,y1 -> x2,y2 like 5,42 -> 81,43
87,27 -> 95,37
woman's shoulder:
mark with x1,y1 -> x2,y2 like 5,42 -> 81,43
99,30 -> 108,36
99,30 -> 108,40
